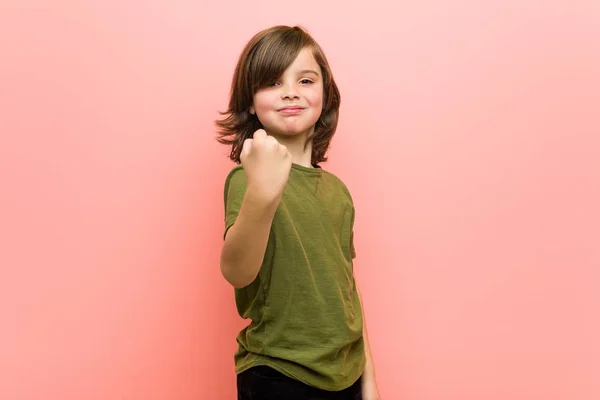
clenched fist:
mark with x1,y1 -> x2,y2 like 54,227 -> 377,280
240,129 -> 292,204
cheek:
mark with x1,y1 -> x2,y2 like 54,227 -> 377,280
252,93 -> 272,114
307,88 -> 324,108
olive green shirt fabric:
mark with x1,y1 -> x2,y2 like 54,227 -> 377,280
223,163 -> 365,391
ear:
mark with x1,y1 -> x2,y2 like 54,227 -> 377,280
249,105 -> 255,115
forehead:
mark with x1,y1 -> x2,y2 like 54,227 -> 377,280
284,48 -> 321,75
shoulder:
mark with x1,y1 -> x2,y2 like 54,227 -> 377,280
225,164 -> 244,181
320,168 -> 355,203
223,164 -> 246,200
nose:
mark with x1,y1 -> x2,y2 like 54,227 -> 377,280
280,83 -> 300,100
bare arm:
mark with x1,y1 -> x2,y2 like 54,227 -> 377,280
220,188 -> 279,289
359,287 -> 376,380
358,284 -> 381,398
221,130 -> 291,289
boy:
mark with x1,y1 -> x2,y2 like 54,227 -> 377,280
216,25 -> 380,400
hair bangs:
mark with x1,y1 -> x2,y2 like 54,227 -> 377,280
248,31 -> 308,92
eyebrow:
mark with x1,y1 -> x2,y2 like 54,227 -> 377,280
299,69 -> 320,77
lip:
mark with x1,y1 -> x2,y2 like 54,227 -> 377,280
278,106 -> 304,115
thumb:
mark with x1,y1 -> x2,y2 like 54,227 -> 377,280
240,138 -> 252,162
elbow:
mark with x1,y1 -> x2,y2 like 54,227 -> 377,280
220,256 -> 256,289
221,269 -> 253,289
222,270 -> 250,289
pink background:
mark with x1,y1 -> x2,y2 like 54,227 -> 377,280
1,1 -> 599,399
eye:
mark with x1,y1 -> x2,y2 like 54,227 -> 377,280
268,81 -> 281,87
299,78 -> 314,84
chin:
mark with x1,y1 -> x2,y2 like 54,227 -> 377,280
281,130 -> 313,139
268,125 -> 315,137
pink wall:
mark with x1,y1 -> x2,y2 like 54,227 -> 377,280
1,1 -> 599,399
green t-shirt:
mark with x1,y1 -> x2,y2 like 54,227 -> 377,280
223,163 -> 365,391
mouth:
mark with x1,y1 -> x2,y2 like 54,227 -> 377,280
278,106 -> 305,115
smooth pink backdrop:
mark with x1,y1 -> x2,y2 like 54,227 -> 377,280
1,1 -> 599,399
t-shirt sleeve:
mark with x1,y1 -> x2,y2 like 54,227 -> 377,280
345,182 -> 357,260
350,230 -> 356,259
223,167 -> 247,240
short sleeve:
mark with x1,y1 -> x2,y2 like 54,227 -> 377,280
340,179 -> 357,260
223,166 -> 247,240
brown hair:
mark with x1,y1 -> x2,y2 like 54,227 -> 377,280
215,25 -> 341,165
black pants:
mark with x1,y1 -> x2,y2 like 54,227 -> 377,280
237,366 -> 362,400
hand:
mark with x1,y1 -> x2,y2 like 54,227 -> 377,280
362,376 -> 381,400
240,129 -> 292,204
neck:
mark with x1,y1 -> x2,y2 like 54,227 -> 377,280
269,130 -> 313,168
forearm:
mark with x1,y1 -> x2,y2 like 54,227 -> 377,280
358,286 -> 377,382
363,320 -> 376,380
220,189 -> 279,288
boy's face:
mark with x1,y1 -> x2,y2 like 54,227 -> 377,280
250,47 -> 324,139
